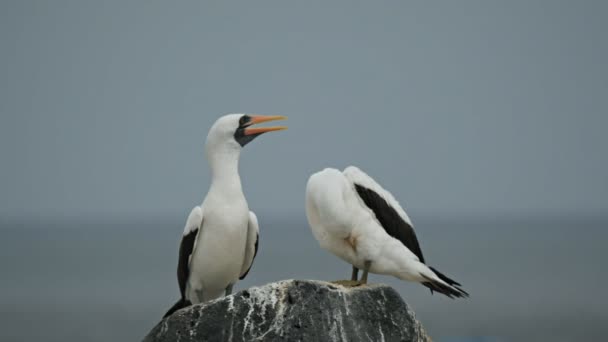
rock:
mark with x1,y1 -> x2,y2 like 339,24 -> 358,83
144,280 -> 431,342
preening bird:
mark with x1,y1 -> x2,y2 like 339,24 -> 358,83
164,114 -> 287,317
305,166 -> 468,298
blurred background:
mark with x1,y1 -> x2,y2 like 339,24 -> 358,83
1,1 -> 606,341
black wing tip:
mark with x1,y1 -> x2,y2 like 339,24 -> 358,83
177,229 -> 199,299
163,298 -> 192,318
239,234 -> 259,280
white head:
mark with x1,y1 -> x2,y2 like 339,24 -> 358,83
205,113 -> 287,171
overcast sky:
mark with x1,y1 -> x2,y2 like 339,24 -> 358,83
1,1 -> 606,220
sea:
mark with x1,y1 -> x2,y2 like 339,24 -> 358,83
0,216 -> 606,342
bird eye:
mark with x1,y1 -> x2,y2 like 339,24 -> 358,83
239,115 -> 250,127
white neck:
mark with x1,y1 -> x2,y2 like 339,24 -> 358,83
205,144 -> 243,193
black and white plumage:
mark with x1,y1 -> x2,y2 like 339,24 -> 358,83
164,114 -> 286,317
305,166 -> 468,299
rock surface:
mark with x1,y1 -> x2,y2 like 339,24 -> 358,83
144,280 -> 431,342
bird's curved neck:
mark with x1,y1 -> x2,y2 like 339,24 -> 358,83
206,147 -> 243,192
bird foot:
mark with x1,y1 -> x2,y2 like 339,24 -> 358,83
331,280 -> 366,287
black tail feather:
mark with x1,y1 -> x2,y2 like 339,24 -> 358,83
421,266 -> 469,299
163,298 -> 192,318
429,266 -> 463,287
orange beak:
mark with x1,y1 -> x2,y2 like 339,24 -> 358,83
243,115 -> 288,136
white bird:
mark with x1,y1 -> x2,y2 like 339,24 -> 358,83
306,166 -> 468,298
164,114 -> 287,317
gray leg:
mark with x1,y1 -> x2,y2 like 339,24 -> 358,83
225,283 -> 234,296
351,266 -> 359,281
360,260 -> 372,284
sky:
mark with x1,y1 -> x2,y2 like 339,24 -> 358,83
1,0 -> 606,220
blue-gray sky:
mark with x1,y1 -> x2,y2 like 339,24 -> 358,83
1,1 -> 606,220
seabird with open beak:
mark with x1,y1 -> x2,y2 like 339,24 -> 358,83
164,114 -> 287,317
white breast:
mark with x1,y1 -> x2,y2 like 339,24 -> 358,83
187,194 -> 249,302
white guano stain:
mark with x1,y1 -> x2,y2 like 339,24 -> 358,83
378,323 -> 386,342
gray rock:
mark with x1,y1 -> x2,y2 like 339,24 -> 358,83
144,280 -> 431,342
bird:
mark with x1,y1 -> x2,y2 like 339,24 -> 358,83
164,113 -> 287,317
305,166 -> 468,299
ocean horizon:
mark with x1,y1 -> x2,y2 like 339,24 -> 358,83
0,216 -> 605,341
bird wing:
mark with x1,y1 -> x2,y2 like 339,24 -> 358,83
239,211 -> 259,279
177,206 -> 203,299
343,166 -> 425,263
